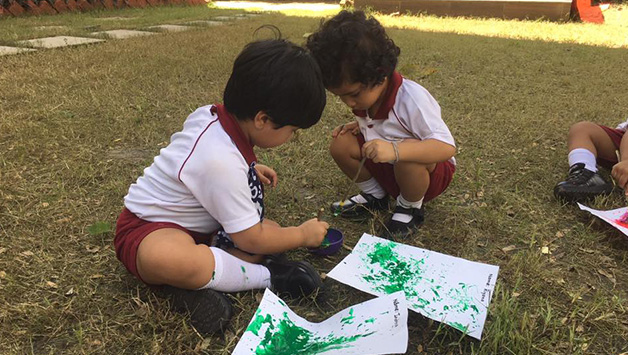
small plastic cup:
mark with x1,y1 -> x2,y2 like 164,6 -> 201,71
308,228 -> 344,256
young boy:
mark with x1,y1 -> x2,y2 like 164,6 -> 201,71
114,39 -> 329,336
306,10 -> 456,240
554,119 -> 628,202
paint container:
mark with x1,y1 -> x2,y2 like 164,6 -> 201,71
308,228 -> 344,256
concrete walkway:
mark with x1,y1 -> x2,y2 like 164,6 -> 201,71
0,13 -> 259,56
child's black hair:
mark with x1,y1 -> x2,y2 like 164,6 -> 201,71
306,10 -> 400,88
223,39 -> 326,129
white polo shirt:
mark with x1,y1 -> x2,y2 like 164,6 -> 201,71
124,104 -> 263,235
616,118 -> 628,131
353,72 -> 456,165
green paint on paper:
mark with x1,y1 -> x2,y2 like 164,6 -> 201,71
365,318 -> 375,324
449,322 -> 469,332
341,308 -> 355,325
211,271 -> 215,280
278,299 -> 286,307
447,283 -> 480,316
241,266 -> 246,273
245,310 -> 374,355
360,241 -> 432,309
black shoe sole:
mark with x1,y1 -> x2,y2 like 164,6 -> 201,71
275,260 -> 323,299
161,286 -> 233,335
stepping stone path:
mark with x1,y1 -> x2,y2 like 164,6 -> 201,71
0,46 -> 36,56
19,36 -> 104,49
147,25 -> 193,32
91,29 -> 156,39
183,20 -> 224,26
2,13 -> 259,56
212,16 -> 236,21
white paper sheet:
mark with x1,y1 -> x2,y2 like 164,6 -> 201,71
327,234 -> 499,340
578,203 -> 628,237
232,289 -> 408,355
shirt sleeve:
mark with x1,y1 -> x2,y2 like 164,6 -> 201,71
179,149 -> 260,234
616,118 -> 628,132
397,85 -> 456,147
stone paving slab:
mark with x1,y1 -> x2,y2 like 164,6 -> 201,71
0,46 -> 37,56
19,36 -> 104,49
147,25 -> 193,32
212,16 -> 236,21
184,20 -> 224,26
90,29 -> 156,39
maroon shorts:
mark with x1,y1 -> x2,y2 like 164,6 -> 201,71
114,208 -> 214,283
357,134 -> 456,202
598,125 -> 624,169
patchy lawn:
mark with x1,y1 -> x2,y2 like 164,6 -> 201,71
1,5 -> 627,354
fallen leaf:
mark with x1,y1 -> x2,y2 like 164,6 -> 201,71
541,246 -> 550,254
576,324 -> 584,332
557,278 -> 566,285
65,288 -> 75,296
417,344 -> 424,353
597,269 -> 616,284
0,271 -> 6,279
320,272 -> 327,280
501,245 -> 516,253
20,251 -> 34,257
555,231 -> 564,238
0,247 -> 6,254
511,292 -> 521,297
560,317 -> 568,325
90,274 -> 104,279
86,246 -> 100,253
255,293 -> 263,303
476,191 -> 484,198
46,281 -> 58,288
91,339 -> 102,346
41,202 -> 49,208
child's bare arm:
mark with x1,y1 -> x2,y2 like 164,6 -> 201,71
362,138 -> 455,164
229,218 -> 328,255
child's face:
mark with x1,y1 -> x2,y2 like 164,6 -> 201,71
328,79 -> 388,112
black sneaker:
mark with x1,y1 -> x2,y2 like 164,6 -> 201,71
554,163 -> 614,203
160,285 -> 233,335
264,256 -> 323,299
331,192 -> 389,220
382,205 -> 424,240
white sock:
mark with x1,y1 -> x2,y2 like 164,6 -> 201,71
568,148 -> 597,172
392,195 -> 423,223
356,178 -> 386,199
196,247 -> 271,292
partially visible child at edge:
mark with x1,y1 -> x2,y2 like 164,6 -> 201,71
554,118 -> 628,202
114,39 -> 329,336
306,10 -> 456,240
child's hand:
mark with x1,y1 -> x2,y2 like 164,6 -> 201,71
254,164 -> 278,188
612,160 -> 628,194
362,139 -> 396,163
299,218 -> 329,248
332,121 -> 359,138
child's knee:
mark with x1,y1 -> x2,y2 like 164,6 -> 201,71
569,121 -> 596,137
329,133 -> 356,159
394,161 -> 433,175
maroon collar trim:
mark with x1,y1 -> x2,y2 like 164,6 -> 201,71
211,104 -> 257,165
352,71 -> 403,120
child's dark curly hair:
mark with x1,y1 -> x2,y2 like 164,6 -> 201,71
306,10 -> 400,88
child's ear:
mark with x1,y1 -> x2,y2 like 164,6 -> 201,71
253,111 -> 271,129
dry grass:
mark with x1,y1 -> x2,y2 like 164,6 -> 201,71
1,5 -> 628,355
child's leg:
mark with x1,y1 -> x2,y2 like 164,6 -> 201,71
330,131 -> 372,183
330,133 -> 388,217
554,121 -> 618,202
136,228 -> 271,292
567,121 -> 618,169
390,162 -> 434,223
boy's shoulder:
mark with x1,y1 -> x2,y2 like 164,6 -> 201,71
396,76 -> 440,111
